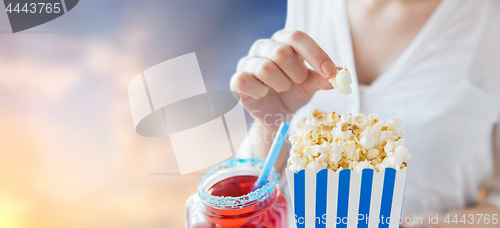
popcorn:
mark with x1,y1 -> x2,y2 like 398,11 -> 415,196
328,143 -> 343,163
395,145 -> 412,161
360,131 -> 376,149
288,110 -> 411,173
387,117 -> 405,137
289,153 -> 304,166
366,149 -> 379,159
306,161 -> 323,173
353,160 -> 374,173
289,164 -> 303,173
329,67 -> 352,95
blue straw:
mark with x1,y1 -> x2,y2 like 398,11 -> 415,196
253,121 -> 290,190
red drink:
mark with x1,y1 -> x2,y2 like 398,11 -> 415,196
185,159 -> 288,228
208,175 -> 257,197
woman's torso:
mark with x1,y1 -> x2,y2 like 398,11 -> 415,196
348,0 -> 441,85
286,0 -> 500,214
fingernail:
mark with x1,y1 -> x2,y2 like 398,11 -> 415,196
321,61 -> 337,76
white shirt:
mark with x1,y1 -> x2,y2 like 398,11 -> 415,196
238,0 -> 500,215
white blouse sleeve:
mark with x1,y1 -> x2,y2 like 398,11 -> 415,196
235,0 -> 302,159
475,0 -> 500,210
234,132 -> 253,159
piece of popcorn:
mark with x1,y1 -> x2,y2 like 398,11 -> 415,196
367,114 -> 380,126
332,127 -> 352,141
354,114 -> 366,125
327,112 -> 340,125
289,164 -> 304,173
366,149 -> 379,159
394,145 -> 412,162
320,161 -> 328,169
304,142 -> 330,156
378,131 -> 394,146
388,155 -> 404,170
289,153 -> 301,164
306,161 -> 323,173
384,138 -> 406,155
360,131 -> 377,149
328,143 -> 343,163
387,117 -> 405,137
342,141 -> 358,161
289,152 -> 307,168
316,152 -> 328,162
329,67 -> 352,95
375,163 -> 388,170
354,160 -> 374,173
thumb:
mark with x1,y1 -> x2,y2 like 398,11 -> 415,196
300,68 -> 335,94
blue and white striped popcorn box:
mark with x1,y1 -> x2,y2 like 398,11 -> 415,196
286,167 -> 408,228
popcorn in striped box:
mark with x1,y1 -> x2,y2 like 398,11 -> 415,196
286,110 -> 410,228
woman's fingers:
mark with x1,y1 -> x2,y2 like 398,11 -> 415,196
272,30 -> 338,78
237,57 -> 292,93
230,71 -> 269,99
248,39 -> 308,84
231,30 -> 337,100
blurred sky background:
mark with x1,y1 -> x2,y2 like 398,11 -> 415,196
0,1 -> 287,227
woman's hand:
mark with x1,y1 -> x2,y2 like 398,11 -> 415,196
230,30 -> 339,127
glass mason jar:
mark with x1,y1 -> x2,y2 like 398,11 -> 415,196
185,158 -> 288,228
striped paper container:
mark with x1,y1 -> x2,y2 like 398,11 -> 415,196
286,167 -> 408,228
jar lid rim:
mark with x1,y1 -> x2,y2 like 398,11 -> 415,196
197,158 -> 279,209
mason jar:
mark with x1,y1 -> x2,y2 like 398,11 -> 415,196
185,158 -> 288,227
